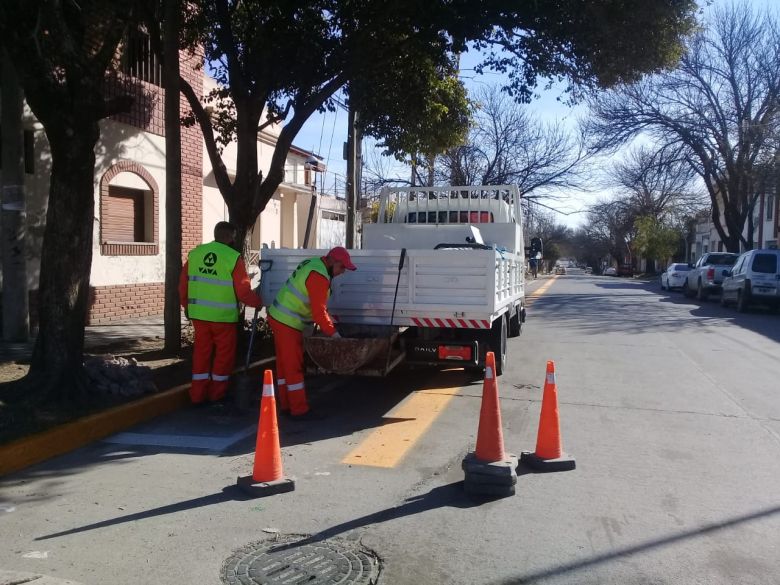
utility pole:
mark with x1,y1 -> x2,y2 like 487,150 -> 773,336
345,106 -> 360,248
1,52 -> 30,341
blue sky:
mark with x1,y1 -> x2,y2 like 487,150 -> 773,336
292,0 -> 771,228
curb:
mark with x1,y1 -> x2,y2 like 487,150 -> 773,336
0,357 -> 274,478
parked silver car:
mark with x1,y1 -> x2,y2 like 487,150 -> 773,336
721,249 -> 780,312
661,263 -> 691,290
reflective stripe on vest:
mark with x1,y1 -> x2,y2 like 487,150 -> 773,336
187,241 -> 241,323
267,257 -> 330,331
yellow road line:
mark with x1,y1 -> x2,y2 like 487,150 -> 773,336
526,275 -> 558,301
342,386 -> 459,468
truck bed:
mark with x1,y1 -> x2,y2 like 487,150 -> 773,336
259,248 -> 524,329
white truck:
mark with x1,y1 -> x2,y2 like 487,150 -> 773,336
259,185 -> 526,376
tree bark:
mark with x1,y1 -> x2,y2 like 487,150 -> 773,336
1,52 -> 29,341
163,0 -> 182,353
29,122 -> 100,399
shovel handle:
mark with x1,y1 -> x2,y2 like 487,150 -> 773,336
398,248 -> 407,271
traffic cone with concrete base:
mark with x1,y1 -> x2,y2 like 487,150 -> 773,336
521,361 -> 575,472
461,352 -> 518,497
236,370 -> 295,497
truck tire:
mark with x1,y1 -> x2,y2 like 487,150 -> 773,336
683,279 -> 693,298
509,304 -> 522,337
696,279 -> 709,301
487,314 -> 508,376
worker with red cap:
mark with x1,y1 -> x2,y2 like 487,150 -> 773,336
179,221 -> 263,404
267,246 -> 356,419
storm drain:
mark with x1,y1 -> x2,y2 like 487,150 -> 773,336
222,534 -> 382,585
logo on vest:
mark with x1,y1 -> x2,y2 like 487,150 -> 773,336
199,252 -> 219,275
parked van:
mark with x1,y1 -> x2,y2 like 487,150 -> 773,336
721,249 -> 780,312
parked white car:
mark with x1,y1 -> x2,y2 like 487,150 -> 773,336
603,267 -> 617,276
721,249 -> 780,312
661,263 -> 692,290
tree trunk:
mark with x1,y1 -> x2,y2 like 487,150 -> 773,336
163,0 -> 182,353
29,123 -> 99,400
1,52 -> 29,341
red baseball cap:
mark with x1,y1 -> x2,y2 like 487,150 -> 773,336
327,246 -> 357,270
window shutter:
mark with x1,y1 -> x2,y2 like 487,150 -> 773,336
104,186 -> 145,242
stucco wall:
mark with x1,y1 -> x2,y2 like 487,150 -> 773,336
90,119 -> 167,287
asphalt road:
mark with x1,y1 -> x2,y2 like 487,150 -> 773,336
1,272 -> 779,585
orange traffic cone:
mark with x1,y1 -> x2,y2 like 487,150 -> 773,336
236,370 -> 295,496
462,352 -> 518,497
475,351 -> 506,462
521,360 -> 575,472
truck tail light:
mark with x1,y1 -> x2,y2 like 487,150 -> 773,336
707,267 -> 715,281
438,345 -> 472,361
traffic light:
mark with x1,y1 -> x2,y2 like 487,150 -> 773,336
530,237 -> 543,259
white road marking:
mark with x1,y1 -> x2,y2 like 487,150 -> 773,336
103,425 -> 257,451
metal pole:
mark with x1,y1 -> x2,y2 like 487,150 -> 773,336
346,107 -> 359,248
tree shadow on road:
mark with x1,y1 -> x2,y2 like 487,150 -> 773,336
532,277 -> 780,344
487,504 -> 780,584
32,480 -> 494,544
34,484 -> 251,541
260,480 -> 501,552
1,368 -> 476,492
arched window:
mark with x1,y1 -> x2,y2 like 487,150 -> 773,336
100,161 -> 159,256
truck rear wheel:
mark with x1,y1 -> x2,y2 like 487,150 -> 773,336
487,315 -> 508,376
509,305 -> 522,337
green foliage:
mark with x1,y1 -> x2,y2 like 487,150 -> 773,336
368,201 -> 396,224
634,216 -> 681,262
178,0 -> 698,215
472,0 -> 698,102
352,57 -> 470,160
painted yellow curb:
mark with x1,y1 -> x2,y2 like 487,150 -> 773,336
0,357 -> 274,478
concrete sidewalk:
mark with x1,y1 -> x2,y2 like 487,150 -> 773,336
0,315 -> 186,362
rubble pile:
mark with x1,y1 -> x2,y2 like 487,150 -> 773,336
84,356 -> 158,397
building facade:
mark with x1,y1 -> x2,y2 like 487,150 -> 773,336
1,41 -> 343,327
691,191 -> 779,260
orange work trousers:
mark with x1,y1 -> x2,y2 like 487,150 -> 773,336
191,319 -> 237,403
269,316 -> 310,416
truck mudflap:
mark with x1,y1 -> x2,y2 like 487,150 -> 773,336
404,340 -> 479,367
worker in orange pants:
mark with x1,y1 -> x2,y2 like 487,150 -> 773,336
267,247 -> 356,419
179,222 -> 263,403
268,317 -> 303,413
190,320 -> 238,402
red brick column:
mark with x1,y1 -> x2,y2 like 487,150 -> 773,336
180,48 -> 204,257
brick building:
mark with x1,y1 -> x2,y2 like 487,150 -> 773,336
2,34 -> 339,327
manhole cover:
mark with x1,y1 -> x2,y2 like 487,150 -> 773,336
222,534 -> 382,585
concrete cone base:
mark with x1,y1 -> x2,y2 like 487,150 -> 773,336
462,452 -> 518,496
464,478 -> 516,497
236,475 -> 296,497
520,451 -> 576,472
462,452 -> 518,476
